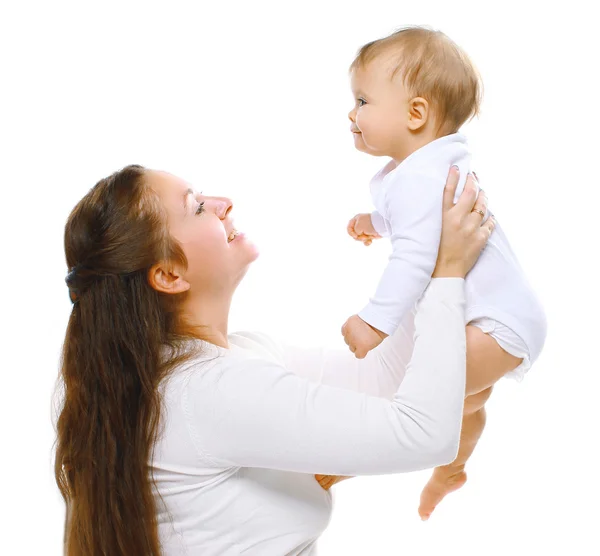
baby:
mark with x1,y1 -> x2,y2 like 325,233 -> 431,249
339,27 -> 547,519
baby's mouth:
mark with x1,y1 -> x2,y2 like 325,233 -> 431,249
227,229 -> 239,243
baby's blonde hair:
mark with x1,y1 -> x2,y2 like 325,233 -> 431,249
350,26 -> 483,136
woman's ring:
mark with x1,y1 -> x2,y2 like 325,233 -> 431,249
472,209 -> 485,217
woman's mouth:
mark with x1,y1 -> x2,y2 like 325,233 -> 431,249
227,229 -> 239,243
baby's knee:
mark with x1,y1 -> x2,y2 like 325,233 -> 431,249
464,386 -> 493,415
465,325 -> 523,396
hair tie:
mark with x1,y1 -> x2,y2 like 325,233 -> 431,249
65,264 -> 82,304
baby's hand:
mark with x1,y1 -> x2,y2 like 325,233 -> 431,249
347,213 -> 381,246
341,315 -> 388,359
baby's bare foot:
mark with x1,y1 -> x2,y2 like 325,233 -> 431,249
418,467 -> 467,521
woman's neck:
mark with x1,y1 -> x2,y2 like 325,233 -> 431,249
181,293 -> 232,348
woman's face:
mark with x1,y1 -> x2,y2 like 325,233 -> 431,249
148,170 -> 259,293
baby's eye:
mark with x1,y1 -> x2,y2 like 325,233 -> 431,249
357,98 -> 367,107
195,201 -> 205,215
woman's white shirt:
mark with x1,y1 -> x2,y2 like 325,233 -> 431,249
152,278 -> 467,555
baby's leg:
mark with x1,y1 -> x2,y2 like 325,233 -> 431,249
418,325 -> 523,520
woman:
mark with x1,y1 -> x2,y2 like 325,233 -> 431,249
55,164 -> 494,555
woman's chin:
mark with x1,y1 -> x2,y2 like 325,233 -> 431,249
233,233 -> 259,264
232,251 -> 259,287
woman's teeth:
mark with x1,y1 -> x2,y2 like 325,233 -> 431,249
227,230 -> 239,243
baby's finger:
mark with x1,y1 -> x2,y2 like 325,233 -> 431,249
347,218 -> 358,236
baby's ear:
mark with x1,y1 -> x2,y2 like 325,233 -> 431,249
407,97 -> 429,131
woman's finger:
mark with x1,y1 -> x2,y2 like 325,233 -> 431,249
316,475 -> 334,490
472,216 -> 496,255
474,188 -> 487,213
453,173 -> 478,217
480,216 -> 496,238
442,165 -> 461,213
465,189 -> 488,230
316,474 -> 354,490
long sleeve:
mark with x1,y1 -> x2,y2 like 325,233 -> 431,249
273,310 -> 416,399
370,210 -> 391,237
358,174 -> 445,336
183,279 -> 467,476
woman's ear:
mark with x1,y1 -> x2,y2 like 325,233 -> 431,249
148,261 -> 191,295
407,97 -> 429,131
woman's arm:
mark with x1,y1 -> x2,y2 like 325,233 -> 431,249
273,310 -> 416,399
184,170 -> 493,476
184,278 -> 467,476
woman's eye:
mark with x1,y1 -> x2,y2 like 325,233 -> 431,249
195,201 -> 205,215
358,98 -> 366,107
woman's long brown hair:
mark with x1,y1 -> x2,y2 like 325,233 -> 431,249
54,165 -> 194,555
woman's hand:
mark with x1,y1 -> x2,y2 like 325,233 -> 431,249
315,473 -> 353,490
315,169 -> 493,492
432,168 -> 495,278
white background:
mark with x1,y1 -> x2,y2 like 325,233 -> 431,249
1,1 -> 599,554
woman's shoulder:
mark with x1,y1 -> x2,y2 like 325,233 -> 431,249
228,330 -> 286,365
174,332 -> 286,384
164,332 -> 288,397
181,334 -> 292,405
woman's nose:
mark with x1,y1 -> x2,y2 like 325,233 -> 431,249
208,196 -> 233,219
348,108 -> 356,122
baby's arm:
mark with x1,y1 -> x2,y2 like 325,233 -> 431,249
370,210 -> 391,237
357,173 -> 447,339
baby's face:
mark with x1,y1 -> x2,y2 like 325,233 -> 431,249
349,59 -> 411,159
